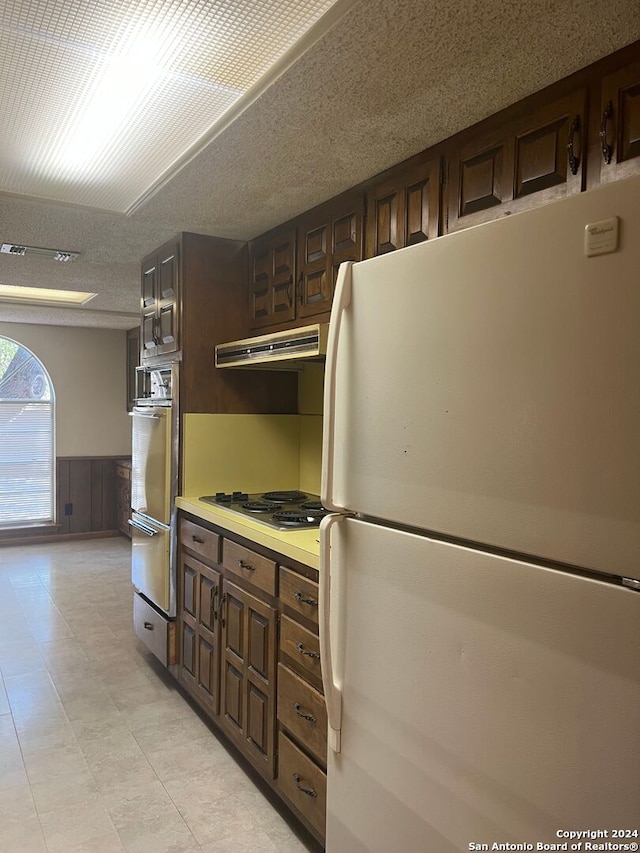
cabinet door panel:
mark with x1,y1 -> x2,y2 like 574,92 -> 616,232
181,623 -> 196,680
305,226 -> 327,264
601,62 -> 640,183
141,258 -> 156,308
223,661 -> 244,731
141,311 -> 156,354
178,551 -> 221,714
198,573 -> 216,635
406,179 -> 431,246
371,191 -> 400,255
248,607 -> 270,682
297,193 -> 363,319
333,211 -> 359,257
301,269 -> 330,311
366,157 -> 440,257
249,229 -> 295,327
182,562 -> 197,620
220,579 -> 276,778
225,592 -> 244,660
197,635 -> 218,703
247,682 -> 270,759
515,115 -> 579,198
158,248 -> 178,301
457,145 -> 508,217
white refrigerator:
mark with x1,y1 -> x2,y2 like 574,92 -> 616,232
319,175 -> 640,851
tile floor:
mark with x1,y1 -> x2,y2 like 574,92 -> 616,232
0,537 -> 320,853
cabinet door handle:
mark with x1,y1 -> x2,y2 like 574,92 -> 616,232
192,535 -> 205,544
292,774 -> 317,798
238,559 -> 255,572
567,114 -> 581,176
220,592 -> 227,627
296,642 -> 320,660
143,621 -> 154,631
211,588 -> 218,622
293,702 -> 317,723
298,272 -> 304,304
294,590 -> 317,607
600,100 -> 614,165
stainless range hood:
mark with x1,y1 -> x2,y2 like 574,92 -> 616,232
215,323 -> 328,368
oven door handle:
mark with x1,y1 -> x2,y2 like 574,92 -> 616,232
129,412 -> 162,419
128,518 -> 158,537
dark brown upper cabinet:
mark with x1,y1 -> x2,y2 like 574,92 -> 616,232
447,89 -> 587,232
598,60 -> 640,184
248,226 -> 296,328
365,155 -> 441,257
141,239 -> 180,361
296,190 -> 364,320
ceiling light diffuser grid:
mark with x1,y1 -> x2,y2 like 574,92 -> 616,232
0,0 -> 339,211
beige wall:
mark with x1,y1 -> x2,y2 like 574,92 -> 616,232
0,322 -> 131,457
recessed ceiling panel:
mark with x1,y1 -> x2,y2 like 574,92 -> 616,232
0,0 -> 343,211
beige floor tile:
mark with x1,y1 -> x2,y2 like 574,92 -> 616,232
30,767 -> 100,813
0,677 -> 10,715
56,831 -> 125,852
0,813 -> 47,852
199,827 -> 279,852
23,741 -> 91,786
38,796 -> 119,853
17,719 -> 79,755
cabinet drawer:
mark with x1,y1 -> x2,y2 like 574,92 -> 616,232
279,568 -> 318,626
280,615 -> 322,684
277,664 -> 327,764
277,731 -> 326,839
180,519 -> 220,564
222,539 -> 276,596
133,593 -> 175,666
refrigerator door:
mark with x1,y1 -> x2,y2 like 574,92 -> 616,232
131,406 -> 171,525
323,517 -> 640,851
323,176 -> 640,580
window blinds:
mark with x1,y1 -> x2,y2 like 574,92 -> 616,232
0,401 -> 54,526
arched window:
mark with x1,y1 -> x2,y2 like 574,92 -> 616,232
0,337 -> 55,527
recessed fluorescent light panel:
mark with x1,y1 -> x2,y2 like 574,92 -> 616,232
0,285 -> 97,307
0,0 -> 351,212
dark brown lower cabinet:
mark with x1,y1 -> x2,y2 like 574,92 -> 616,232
179,552 -> 222,715
176,512 -> 325,846
220,578 -> 277,778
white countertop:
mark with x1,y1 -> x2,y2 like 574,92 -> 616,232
175,496 -> 320,570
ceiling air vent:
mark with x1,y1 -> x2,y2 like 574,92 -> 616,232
1,243 -> 80,261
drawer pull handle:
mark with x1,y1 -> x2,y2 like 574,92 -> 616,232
144,621 -> 154,631
292,773 -> 317,798
238,559 -> 255,571
293,702 -> 317,723
192,535 -> 205,544
294,591 -> 317,607
296,642 -> 320,660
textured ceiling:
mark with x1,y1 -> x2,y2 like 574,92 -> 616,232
1,0 -> 640,330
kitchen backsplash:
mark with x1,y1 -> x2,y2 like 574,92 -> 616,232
181,364 -> 325,498
181,412 -> 322,497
